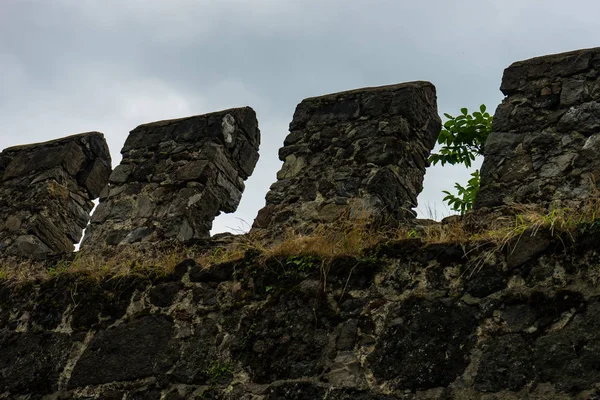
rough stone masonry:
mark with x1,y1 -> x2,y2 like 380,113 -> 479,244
0,132 -> 111,259
81,107 -> 260,252
253,82 -> 441,232
477,47 -> 600,209
3,229 -> 600,398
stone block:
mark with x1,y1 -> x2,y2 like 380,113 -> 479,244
68,315 -> 177,388
0,132 -> 111,259
253,82 -> 441,232
477,47 -> 600,209
81,107 -> 260,251
0,332 -> 73,395
367,298 -> 477,391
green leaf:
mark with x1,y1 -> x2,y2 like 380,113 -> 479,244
435,106 -> 492,212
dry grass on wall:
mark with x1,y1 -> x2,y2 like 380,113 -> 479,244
2,198 -> 600,285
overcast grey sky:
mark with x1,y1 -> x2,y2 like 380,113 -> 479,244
2,0 -> 599,233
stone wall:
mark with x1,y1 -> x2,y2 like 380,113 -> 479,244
2,231 -> 600,398
81,107 -> 260,252
7,48 -> 600,399
253,82 -> 441,232
0,132 -> 111,259
477,47 -> 600,209
1,82 -> 439,257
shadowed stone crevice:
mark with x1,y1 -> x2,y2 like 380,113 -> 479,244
0,132 -> 111,259
253,82 -> 441,233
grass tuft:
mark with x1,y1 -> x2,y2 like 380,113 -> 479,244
3,197 -> 600,285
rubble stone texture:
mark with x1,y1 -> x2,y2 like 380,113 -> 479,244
81,107 -> 260,251
0,132 -> 111,259
477,47 -> 600,209
2,229 -> 600,398
253,82 -> 441,232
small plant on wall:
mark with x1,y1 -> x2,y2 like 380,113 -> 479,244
429,105 -> 492,214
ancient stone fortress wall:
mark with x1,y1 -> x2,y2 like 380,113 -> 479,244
477,47 -> 600,209
0,132 -> 111,259
80,107 -> 260,252
253,82 -> 441,231
5,48 -> 600,399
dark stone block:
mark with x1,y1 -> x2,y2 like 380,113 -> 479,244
105,229 -> 129,245
265,382 -> 404,400
557,101 -> 600,134
0,332 -> 73,395
505,231 -> 551,269
149,281 -> 183,307
129,390 -> 163,400
368,297 -> 478,391
326,256 -> 381,291
71,278 -> 143,330
534,302 -> 600,393
189,261 -> 235,283
235,290 -> 337,383
192,283 -> 218,306
475,334 -> 533,392
423,243 -> 466,265
501,290 -> 586,333
171,318 -> 219,384
173,258 -> 195,278
96,390 -> 127,400
30,277 -> 73,330
327,389 -> 403,400
340,297 -> 368,319
366,166 -> 415,212
336,319 -> 358,350
68,315 -> 177,387
465,265 -> 507,298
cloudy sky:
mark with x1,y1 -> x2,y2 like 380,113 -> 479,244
1,0 -> 599,234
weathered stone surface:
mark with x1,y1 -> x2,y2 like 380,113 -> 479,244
368,298 -> 478,391
253,82 -> 441,232
0,132 -> 111,259
534,301 -> 600,393
0,332 -> 73,395
81,107 -> 260,251
475,334 -> 533,392
477,47 -> 600,208
171,318 -> 220,384
7,49 -> 600,399
68,314 -> 177,388
1,232 -> 600,398
235,284 -> 336,383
